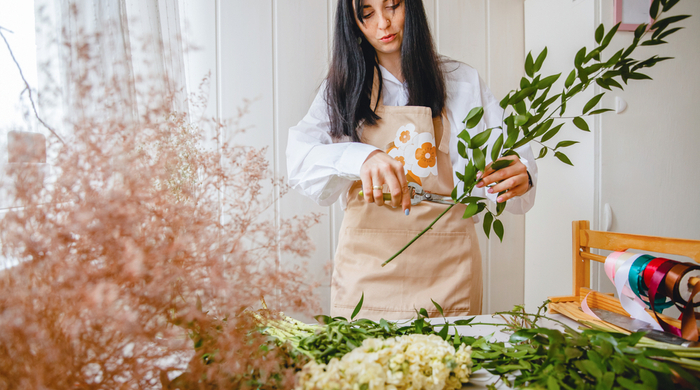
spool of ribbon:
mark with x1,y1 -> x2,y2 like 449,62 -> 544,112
584,251 -> 700,341
628,254 -> 673,310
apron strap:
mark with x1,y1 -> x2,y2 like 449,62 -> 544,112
437,114 -> 451,154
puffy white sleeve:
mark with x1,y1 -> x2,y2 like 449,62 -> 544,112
444,62 -> 538,215
286,86 -> 379,206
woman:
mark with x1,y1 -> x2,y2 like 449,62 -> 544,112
287,0 -> 537,320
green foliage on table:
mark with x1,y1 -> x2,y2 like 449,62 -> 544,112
383,0 -> 690,266
261,298 -> 700,389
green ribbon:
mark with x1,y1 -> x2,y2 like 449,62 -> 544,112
628,254 -> 673,310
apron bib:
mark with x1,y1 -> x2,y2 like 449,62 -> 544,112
330,76 -> 483,320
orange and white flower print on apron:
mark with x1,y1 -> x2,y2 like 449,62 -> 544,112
330,75 -> 483,321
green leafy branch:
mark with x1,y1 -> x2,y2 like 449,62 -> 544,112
257,297 -> 700,389
383,0 -> 690,266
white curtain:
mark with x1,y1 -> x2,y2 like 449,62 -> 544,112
35,0 -> 189,135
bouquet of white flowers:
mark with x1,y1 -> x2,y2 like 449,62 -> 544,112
296,334 -> 472,390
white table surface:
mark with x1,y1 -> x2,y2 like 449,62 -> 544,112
425,313 -> 581,389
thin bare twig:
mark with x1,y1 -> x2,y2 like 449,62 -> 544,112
0,25 -> 65,144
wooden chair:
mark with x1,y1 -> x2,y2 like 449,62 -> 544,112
549,220 -> 700,327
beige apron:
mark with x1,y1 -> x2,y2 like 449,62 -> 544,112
330,77 -> 483,321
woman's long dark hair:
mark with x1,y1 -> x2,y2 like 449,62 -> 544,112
325,0 -> 445,142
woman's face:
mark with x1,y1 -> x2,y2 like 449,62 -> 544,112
354,0 -> 405,61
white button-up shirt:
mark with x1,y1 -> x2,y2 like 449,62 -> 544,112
286,61 -> 537,215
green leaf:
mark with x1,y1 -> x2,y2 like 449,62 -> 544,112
459,196 -> 486,204
491,134 -> 504,162
351,292 -> 364,320
483,212 -> 494,238
565,69 -> 576,89
534,47 -> 547,72
451,185 -> 458,201
509,87 -> 537,104
463,202 -> 480,219
657,27 -> 683,40
499,92 -> 511,109
555,140 -> 578,149
602,23 -> 620,49
641,39 -> 667,46
493,219 -> 504,241
470,128 -> 493,149
606,78 -> 624,90
595,23 -> 604,44
547,376 -> 561,390
565,346 -> 583,361
639,369 -> 658,389
606,49 -> 624,67
583,93 -> 605,114
514,114 -> 530,126
525,51 -> 535,78
555,151 -> 573,166
458,140 -> 468,158
465,106 -> 484,129
580,360 -> 603,379
540,94 -> 561,111
537,73 -> 561,90
589,108 -> 614,115
314,314 -> 332,324
534,119 -> 554,138
573,117 -> 589,131
650,0 -> 660,19
598,371 -> 615,390
454,317 -> 474,326
616,377 -> 640,390
520,77 -> 530,90
541,123 -> 564,143
634,23 -> 648,40
463,162 -> 477,186
438,324 -> 449,340
504,125 -> 518,149
628,72 -> 653,80
537,147 -> 548,159
473,148 -> 486,172
514,99 -> 527,115
431,299 -> 444,317
490,159 -> 513,171
596,78 -> 612,91
663,0 -> 681,12
634,356 -> 670,373
574,47 -> 587,67
458,129 -> 471,143
651,15 -> 690,31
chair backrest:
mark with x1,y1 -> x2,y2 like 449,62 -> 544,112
572,220 -> 700,296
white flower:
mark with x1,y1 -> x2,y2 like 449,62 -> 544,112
394,123 -> 417,149
295,334 -> 472,390
404,132 -> 438,178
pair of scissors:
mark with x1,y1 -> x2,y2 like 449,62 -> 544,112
359,182 -> 455,205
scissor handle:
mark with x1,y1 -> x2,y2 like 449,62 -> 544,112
358,190 -> 392,201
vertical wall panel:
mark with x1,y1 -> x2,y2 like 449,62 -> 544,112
219,2 -> 274,151
437,0 -> 487,75
484,0 -> 526,314
276,0 -> 334,320
524,0 -> 597,311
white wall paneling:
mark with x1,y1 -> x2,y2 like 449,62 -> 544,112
524,0 -> 700,310
182,0 -> 528,318
524,0 -> 597,311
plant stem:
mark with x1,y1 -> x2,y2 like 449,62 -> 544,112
382,203 -> 456,266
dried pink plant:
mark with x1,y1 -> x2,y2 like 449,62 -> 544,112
0,19 -> 320,390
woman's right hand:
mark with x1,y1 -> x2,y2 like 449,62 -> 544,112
360,150 -> 411,214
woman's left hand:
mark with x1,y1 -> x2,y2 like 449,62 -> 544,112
475,155 -> 531,203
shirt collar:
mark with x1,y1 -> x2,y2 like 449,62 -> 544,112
378,64 -> 404,86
